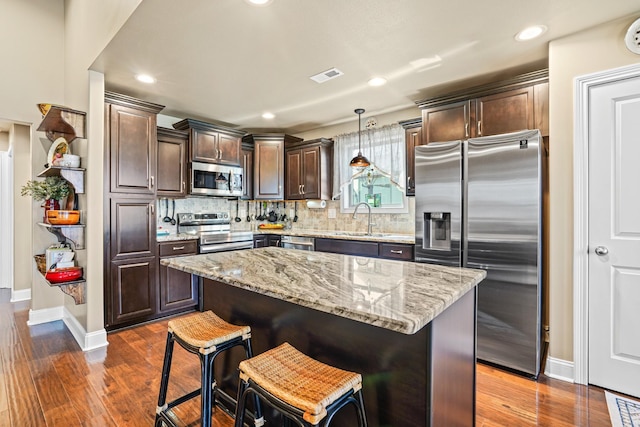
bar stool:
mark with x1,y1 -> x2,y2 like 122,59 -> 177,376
155,310 -> 255,427
234,342 -> 367,427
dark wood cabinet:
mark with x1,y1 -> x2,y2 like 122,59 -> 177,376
157,128 -> 188,197
240,142 -> 254,200
172,118 -> 245,166
315,238 -> 414,260
475,87 -> 534,137
400,118 -> 422,196
105,92 -> 165,330
106,98 -> 160,195
253,234 -> 281,248
285,138 -> 332,200
244,134 -> 302,200
158,240 -> 198,314
109,256 -> 157,326
422,100 -> 474,144
417,69 -> 549,142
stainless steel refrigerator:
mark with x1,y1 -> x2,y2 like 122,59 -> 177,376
414,129 -> 542,378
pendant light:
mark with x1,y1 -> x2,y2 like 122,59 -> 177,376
349,108 -> 370,168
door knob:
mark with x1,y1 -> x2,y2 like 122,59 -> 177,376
594,246 -> 609,256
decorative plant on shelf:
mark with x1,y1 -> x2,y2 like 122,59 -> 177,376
21,176 -> 71,212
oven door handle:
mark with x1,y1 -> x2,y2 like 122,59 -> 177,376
199,241 -> 253,253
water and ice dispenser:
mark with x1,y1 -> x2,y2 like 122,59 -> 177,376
423,212 -> 451,251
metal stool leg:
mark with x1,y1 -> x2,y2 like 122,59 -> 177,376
156,332 -> 175,417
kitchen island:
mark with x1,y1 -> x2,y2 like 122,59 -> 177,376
162,247 -> 485,426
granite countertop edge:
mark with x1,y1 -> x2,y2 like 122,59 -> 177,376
161,248 -> 485,334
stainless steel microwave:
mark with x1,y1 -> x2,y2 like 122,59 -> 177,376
190,161 -> 244,197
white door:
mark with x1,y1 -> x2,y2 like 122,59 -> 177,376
588,73 -> 640,398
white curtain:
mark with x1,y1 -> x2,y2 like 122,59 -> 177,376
332,123 -> 405,200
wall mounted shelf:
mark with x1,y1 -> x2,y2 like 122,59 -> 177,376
37,105 -> 86,142
37,166 -> 86,193
38,272 -> 86,305
38,223 -> 85,250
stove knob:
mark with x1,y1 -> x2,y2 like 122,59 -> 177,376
222,212 -> 228,219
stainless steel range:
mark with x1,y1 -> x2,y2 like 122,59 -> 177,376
176,212 -> 253,253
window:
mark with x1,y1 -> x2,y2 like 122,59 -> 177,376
333,123 -> 407,213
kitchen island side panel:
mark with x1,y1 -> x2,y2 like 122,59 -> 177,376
201,277 -> 476,427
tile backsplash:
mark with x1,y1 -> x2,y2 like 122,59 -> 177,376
156,197 -> 415,236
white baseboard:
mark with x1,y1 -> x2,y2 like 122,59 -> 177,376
544,356 -> 575,383
62,307 -> 109,352
11,288 -> 31,302
27,306 -> 64,326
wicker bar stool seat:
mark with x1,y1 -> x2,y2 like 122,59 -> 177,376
155,310 -> 256,427
234,342 -> 367,427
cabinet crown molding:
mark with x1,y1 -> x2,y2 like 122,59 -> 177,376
104,91 -> 165,113
172,118 -> 246,137
416,69 -> 549,109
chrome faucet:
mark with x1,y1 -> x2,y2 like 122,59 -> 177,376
353,202 -> 375,235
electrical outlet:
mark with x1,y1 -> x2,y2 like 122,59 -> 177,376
328,208 -> 336,219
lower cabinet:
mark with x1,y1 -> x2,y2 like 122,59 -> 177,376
109,256 -> 157,326
253,234 -> 281,248
158,240 -> 198,314
315,238 -> 414,261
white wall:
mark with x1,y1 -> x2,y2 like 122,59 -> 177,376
547,14 -> 640,362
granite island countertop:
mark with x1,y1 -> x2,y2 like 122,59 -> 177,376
255,229 -> 415,244
161,247 -> 485,334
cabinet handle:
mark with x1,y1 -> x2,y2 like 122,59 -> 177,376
217,148 -> 222,159
465,122 -> 469,138
301,184 -> 305,194
182,181 -> 186,190
172,246 -> 185,251
150,175 -> 154,187
390,250 -> 403,254
477,120 -> 482,136
150,204 -> 154,215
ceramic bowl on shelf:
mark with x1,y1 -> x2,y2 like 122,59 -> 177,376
46,210 -> 80,225
62,154 -> 80,168
45,266 -> 82,283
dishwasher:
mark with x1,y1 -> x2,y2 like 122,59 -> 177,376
280,235 -> 315,251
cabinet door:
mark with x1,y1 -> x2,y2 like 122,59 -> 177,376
241,147 -> 253,200
109,256 -> 157,326
379,243 -> 414,261
108,103 -> 157,194
253,235 -> 268,248
301,146 -> 320,199
422,100 -> 473,144
191,128 -> 219,163
110,198 -> 156,261
157,131 -> 187,197
404,125 -> 422,196
159,262 -> 197,313
476,87 -> 534,137
254,139 -> 284,200
285,149 -> 302,200
534,82 -> 549,137
217,133 -> 241,166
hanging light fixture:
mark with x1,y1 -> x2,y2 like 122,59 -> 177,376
349,108 -> 370,168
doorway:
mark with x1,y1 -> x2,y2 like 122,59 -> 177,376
0,123 -> 14,291
574,63 -> 640,398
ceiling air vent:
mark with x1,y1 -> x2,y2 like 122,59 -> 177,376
310,68 -> 344,83
625,17 -> 640,55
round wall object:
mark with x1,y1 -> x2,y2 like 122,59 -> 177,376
625,17 -> 640,55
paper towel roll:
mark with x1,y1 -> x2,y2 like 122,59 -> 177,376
306,200 -> 327,209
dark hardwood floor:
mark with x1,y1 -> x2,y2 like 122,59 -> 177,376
0,289 -> 613,426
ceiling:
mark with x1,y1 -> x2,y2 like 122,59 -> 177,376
91,0 -> 639,134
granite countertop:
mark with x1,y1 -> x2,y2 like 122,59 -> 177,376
161,247 -> 485,334
255,229 -> 415,244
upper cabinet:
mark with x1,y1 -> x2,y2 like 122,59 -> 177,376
399,118 -> 422,197
418,69 -> 549,144
285,138 -> 333,200
157,127 -> 188,198
105,92 -> 164,195
244,133 -> 302,200
173,118 -> 245,166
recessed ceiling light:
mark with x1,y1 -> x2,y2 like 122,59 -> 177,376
135,74 -> 156,84
245,0 -> 273,5
262,112 -> 275,119
368,77 -> 387,87
515,25 -> 547,41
